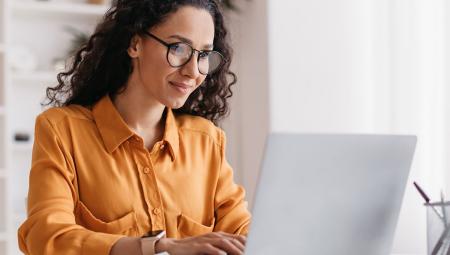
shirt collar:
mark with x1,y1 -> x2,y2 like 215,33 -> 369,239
162,108 -> 179,161
92,95 -> 179,161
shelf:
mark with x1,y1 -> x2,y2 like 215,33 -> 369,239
11,71 -> 57,83
12,1 -> 110,16
12,142 -> 33,153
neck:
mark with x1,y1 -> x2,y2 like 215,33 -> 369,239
112,81 -> 166,149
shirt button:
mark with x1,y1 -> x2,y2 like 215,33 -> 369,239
153,208 -> 161,215
143,167 -> 150,174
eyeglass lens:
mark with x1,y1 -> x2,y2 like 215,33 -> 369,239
167,43 -> 223,75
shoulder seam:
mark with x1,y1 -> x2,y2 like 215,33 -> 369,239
178,127 -> 222,148
42,108 -> 93,127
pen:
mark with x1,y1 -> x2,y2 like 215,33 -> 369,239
442,190 -> 448,228
413,181 -> 430,203
431,226 -> 450,255
413,182 -> 444,220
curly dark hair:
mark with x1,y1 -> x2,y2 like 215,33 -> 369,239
44,0 -> 236,125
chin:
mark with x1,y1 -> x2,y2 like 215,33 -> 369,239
165,99 -> 188,109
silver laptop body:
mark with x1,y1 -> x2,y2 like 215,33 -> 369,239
245,134 -> 417,255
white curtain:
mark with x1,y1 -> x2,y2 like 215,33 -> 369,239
380,0 -> 446,252
225,0 -> 450,253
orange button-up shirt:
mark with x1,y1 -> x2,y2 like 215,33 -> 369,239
18,95 -> 251,255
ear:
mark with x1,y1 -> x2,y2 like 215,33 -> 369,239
127,35 -> 142,58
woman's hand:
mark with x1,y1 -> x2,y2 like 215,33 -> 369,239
155,232 -> 246,255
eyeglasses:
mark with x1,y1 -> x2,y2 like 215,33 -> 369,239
143,31 -> 225,75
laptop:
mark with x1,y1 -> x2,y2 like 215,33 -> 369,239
245,134 -> 417,255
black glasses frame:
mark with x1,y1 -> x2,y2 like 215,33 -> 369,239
143,31 -> 225,75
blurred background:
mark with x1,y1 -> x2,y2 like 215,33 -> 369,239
0,0 -> 448,254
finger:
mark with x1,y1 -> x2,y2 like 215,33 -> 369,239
199,243 -> 227,255
212,232 -> 247,246
209,238 -> 243,255
210,231 -> 247,242
233,235 -> 247,246
230,238 -> 245,252
216,235 -> 245,252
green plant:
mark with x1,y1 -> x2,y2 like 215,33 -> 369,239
64,26 -> 89,57
221,0 -> 250,12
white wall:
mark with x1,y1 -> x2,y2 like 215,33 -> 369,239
224,0 -> 270,205
268,0 -> 376,134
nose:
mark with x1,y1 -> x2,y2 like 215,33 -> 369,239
180,52 -> 202,78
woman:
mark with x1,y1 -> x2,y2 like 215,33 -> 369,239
18,0 -> 251,254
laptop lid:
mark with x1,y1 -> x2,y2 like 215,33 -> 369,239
245,134 -> 417,255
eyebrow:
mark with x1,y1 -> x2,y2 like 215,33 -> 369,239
168,35 -> 214,50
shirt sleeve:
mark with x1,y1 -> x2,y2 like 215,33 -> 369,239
213,130 -> 252,236
18,114 -> 124,255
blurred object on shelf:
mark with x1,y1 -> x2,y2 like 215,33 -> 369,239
14,132 -> 30,142
87,0 -> 105,5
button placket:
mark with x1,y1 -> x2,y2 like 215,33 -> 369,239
150,188 -> 163,229
143,166 -> 151,174
151,207 -> 164,230
132,149 -> 159,228
139,149 -> 166,231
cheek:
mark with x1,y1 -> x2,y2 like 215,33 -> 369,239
196,76 -> 207,87
140,50 -> 172,79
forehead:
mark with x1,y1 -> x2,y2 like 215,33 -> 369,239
150,6 -> 215,47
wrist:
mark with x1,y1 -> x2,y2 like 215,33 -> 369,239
155,238 -> 174,253
141,230 -> 166,255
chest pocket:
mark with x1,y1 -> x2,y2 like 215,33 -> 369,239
75,200 -> 138,236
177,213 -> 215,238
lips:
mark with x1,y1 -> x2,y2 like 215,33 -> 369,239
170,81 -> 193,89
169,81 -> 194,94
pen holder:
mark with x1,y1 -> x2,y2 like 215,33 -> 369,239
426,202 -> 450,255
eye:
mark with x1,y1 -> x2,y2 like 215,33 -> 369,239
199,51 -> 211,59
169,43 -> 190,56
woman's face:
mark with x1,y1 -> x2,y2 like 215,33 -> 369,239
127,6 -> 215,109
